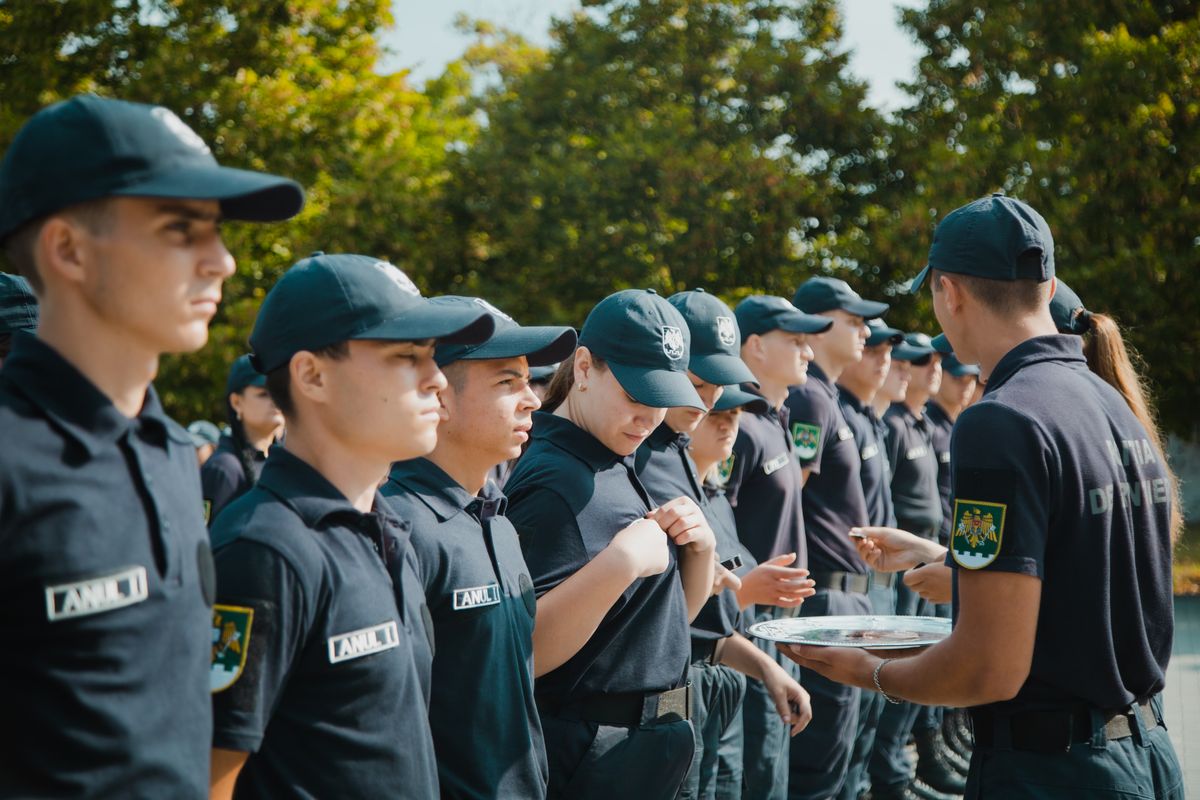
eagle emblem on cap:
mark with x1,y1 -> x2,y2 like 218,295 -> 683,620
662,325 -> 685,360
473,297 -> 514,321
716,316 -> 736,347
150,107 -> 211,154
373,261 -> 421,297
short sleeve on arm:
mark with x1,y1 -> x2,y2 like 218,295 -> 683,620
202,454 -> 244,523
785,388 -> 832,472
506,486 -> 591,597
948,405 -> 1051,578
210,540 -> 310,753
723,428 -> 760,508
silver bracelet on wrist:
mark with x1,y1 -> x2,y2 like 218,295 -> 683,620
873,658 -> 902,704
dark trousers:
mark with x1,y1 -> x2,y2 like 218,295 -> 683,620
911,602 -> 951,735
742,607 -> 803,800
679,661 -> 747,800
786,588 -> 872,800
965,696 -> 1184,799
715,692 -> 745,800
540,711 -> 694,800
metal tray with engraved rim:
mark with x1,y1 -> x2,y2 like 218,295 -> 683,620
748,615 -> 951,649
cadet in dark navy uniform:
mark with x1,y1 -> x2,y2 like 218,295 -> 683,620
504,289 -> 717,800
381,295 -> 575,799
0,94 -> 302,798
926,351 -> 979,546
636,290 -> 811,800
834,317 -> 902,800
725,295 -> 829,800
0,272 -> 38,364
208,254 -> 494,799
783,277 -> 889,800
201,354 -> 284,522
784,194 -> 1184,799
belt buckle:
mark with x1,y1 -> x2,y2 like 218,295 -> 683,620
654,686 -> 689,723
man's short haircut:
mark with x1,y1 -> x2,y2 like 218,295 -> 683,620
439,360 -> 470,394
1,198 -> 116,294
264,340 -> 351,417
930,266 -> 1049,315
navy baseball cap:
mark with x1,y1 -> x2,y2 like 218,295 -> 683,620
530,363 -> 559,383
792,276 -> 888,319
0,94 -> 304,240
226,354 -> 267,395
942,353 -> 980,378
910,193 -> 1054,293
892,332 -> 936,363
734,295 -> 833,338
0,273 -> 38,334
712,385 -> 768,414
930,333 -> 953,355
249,253 -> 494,374
668,289 -> 756,386
578,289 -> 704,410
431,296 -> 577,368
1050,280 -> 1091,335
866,318 -> 903,347
186,420 -> 222,448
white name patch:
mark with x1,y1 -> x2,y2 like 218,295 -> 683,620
860,443 -> 879,461
327,621 -> 400,664
938,451 -> 951,464
763,453 -> 790,475
836,427 -> 853,442
45,567 -> 149,622
453,583 -> 502,611
905,445 -> 930,460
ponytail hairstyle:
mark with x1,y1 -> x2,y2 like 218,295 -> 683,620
541,350 -> 607,414
1078,311 -> 1184,544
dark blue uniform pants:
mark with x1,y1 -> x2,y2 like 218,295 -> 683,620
839,575 -> 899,800
786,588 -> 872,800
680,661 -> 747,800
742,607 -> 803,800
540,711 -> 694,800
965,697 -> 1184,799
715,691 -> 746,800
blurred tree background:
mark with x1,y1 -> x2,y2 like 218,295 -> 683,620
1,0 -> 1197,436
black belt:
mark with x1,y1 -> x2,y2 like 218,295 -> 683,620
970,699 -> 1159,753
537,685 -> 692,727
810,570 -> 870,594
690,638 -> 726,666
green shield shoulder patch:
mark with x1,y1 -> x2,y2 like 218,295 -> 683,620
791,422 -> 821,461
950,499 -> 1006,569
203,499 -> 212,523
211,604 -> 254,692
717,454 -> 735,483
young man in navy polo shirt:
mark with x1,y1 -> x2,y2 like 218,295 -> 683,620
382,296 -> 576,799
207,254 -> 494,799
0,95 -> 302,797
783,194 -> 1184,799
726,295 -> 830,800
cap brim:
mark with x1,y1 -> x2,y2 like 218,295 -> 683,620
930,333 -> 954,355
357,303 -> 495,345
866,325 -> 904,347
945,362 -> 980,377
607,361 -> 706,410
892,342 -> 935,362
713,386 -> 768,414
690,352 -> 758,387
908,265 -> 931,294
113,164 -> 305,222
842,299 -> 890,319
777,311 -> 833,334
458,326 -> 578,367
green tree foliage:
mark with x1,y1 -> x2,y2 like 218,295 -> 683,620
445,0 -> 893,325
878,1 -> 1200,433
0,0 -> 478,423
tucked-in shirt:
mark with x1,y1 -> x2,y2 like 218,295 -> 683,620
724,385 -> 808,567
635,424 -> 742,641
210,447 -> 437,799
947,335 -> 1173,713
882,402 -> 942,535
201,434 -> 267,523
925,400 -> 955,544
505,412 -> 690,702
838,386 -> 897,528
382,459 -> 547,800
785,364 -> 869,573
0,332 -> 213,798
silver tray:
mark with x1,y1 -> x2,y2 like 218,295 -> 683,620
748,615 -> 951,649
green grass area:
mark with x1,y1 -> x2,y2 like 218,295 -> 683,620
1175,522 -> 1200,596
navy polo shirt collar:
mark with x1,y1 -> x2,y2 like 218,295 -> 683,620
1,331 -> 178,457
387,458 -> 508,523
740,382 -> 790,427
258,445 -> 400,529
531,410 -> 624,471
984,334 -> 1087,396
837,385 -> 866,415
648,422 -> 691,451
807,362 -> 837,398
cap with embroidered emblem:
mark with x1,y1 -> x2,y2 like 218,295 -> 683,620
0,94 -> 304,240
667,289 -> 757,386
792,276 -> 888,319
866,318 -> 903,347
734,295 -> 833,338
249,253 -> 494,374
